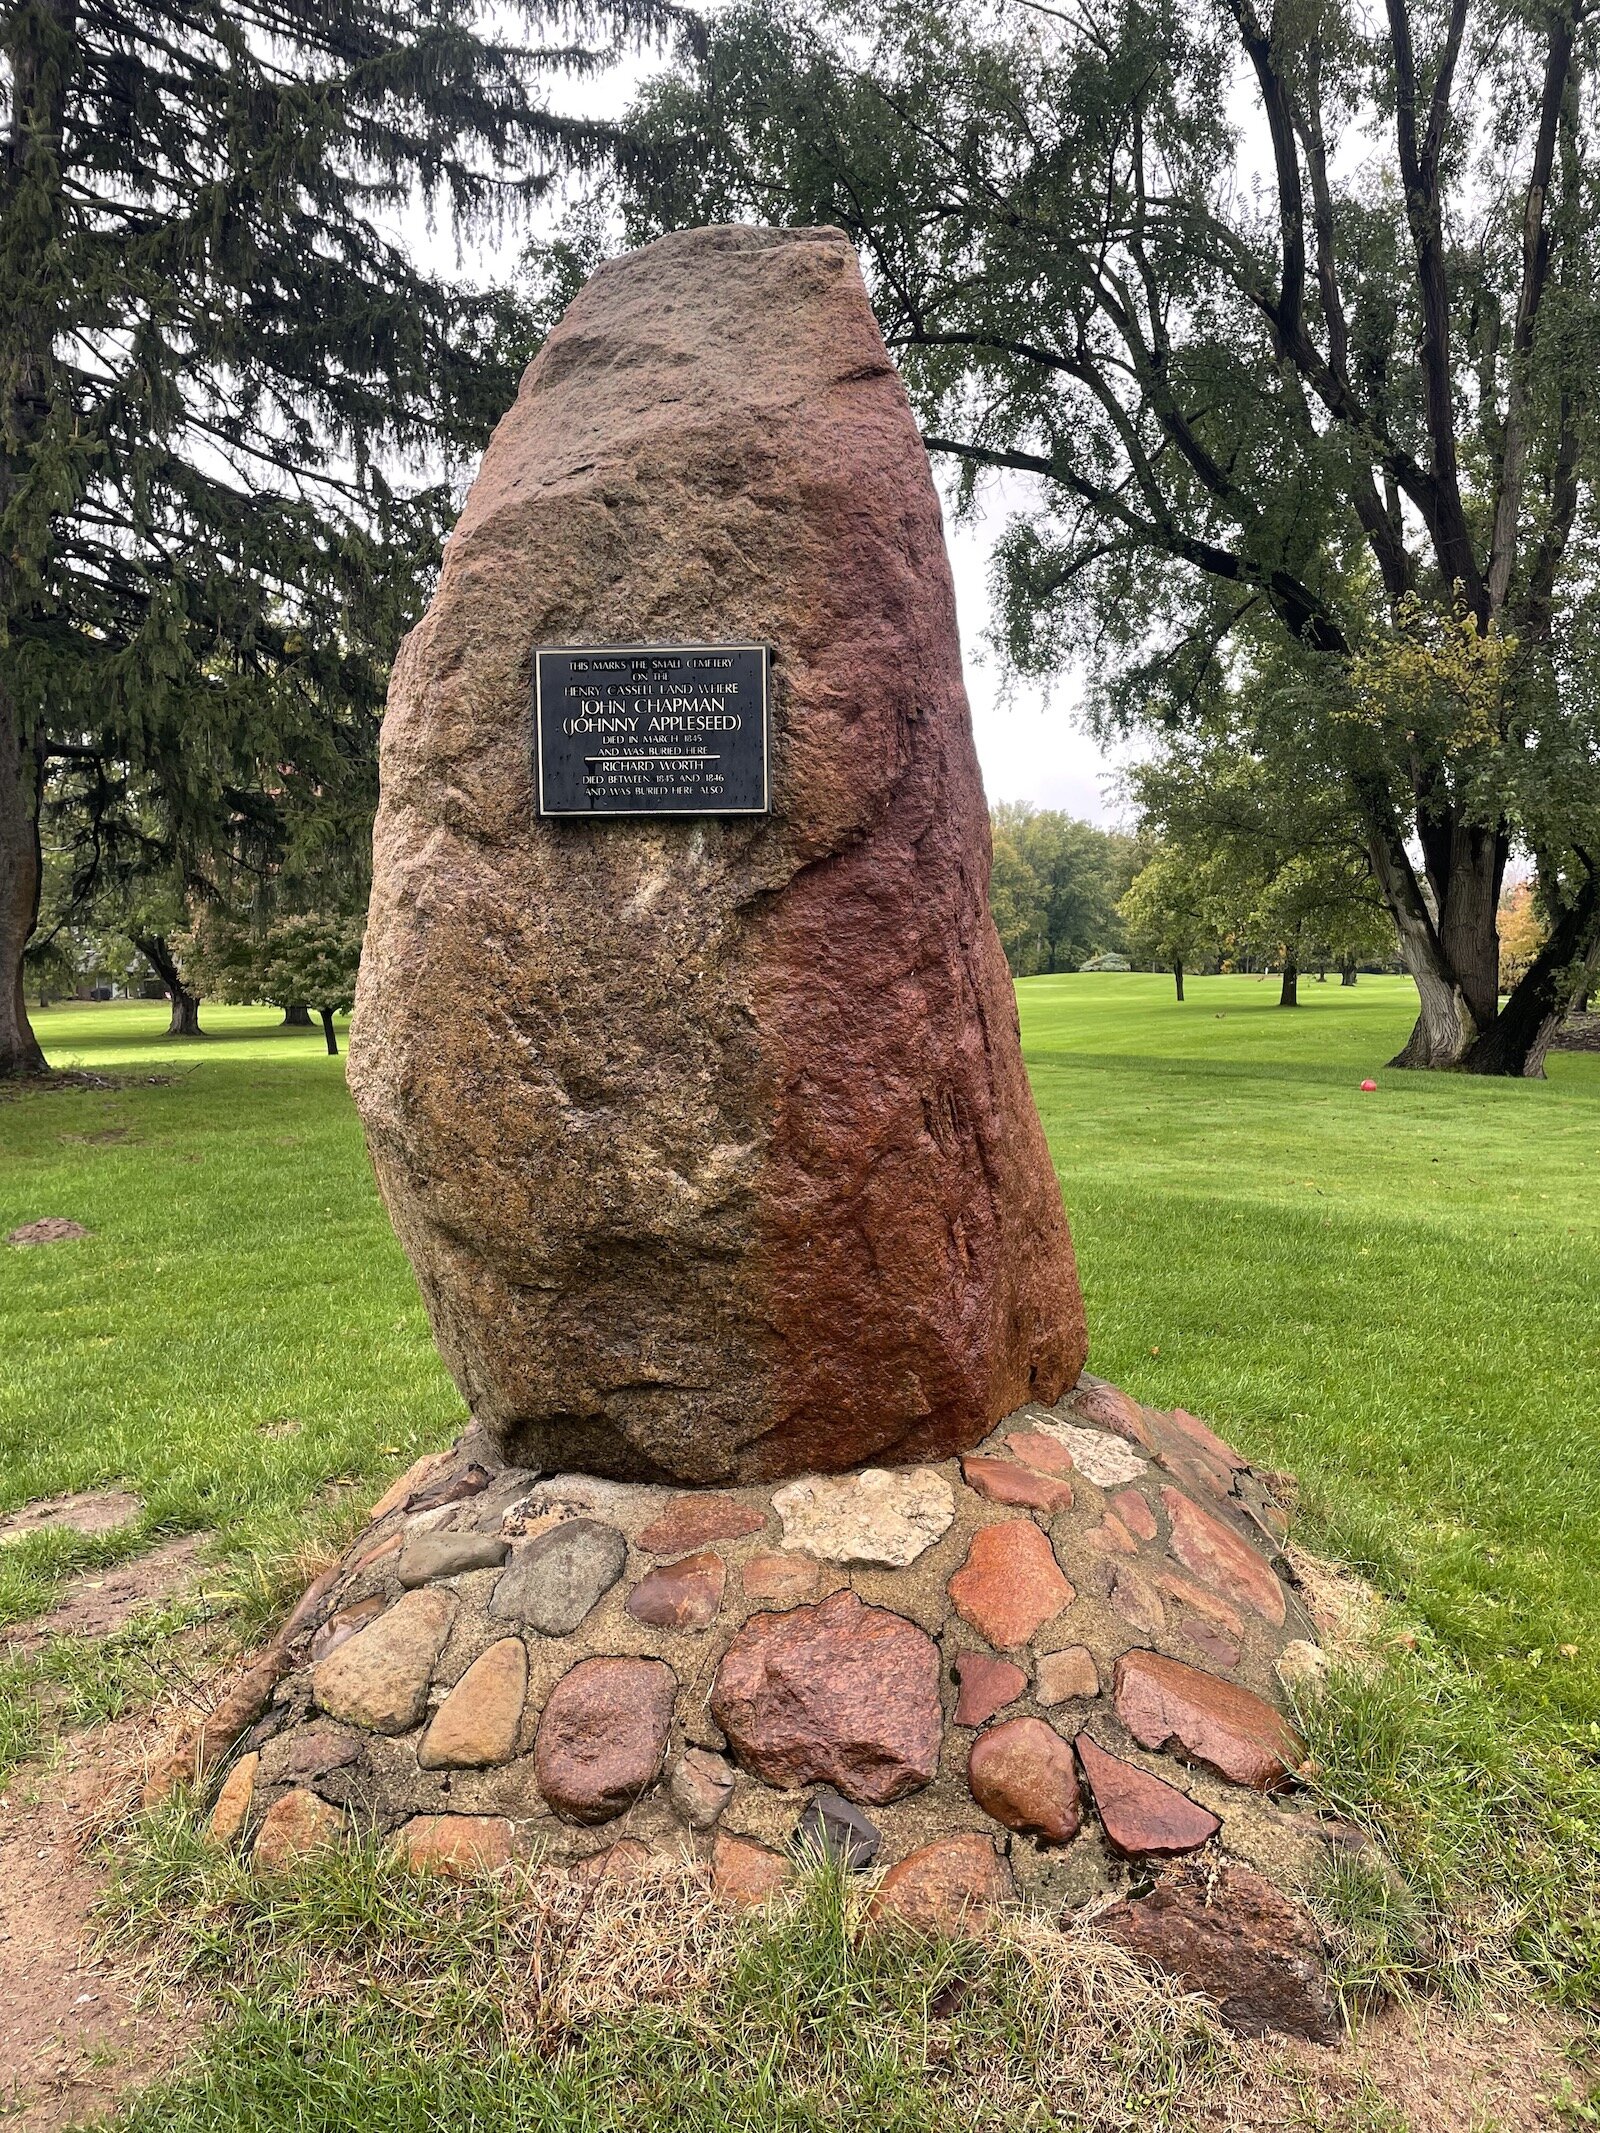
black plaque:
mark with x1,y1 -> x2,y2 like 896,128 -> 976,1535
535,643 -> 769,816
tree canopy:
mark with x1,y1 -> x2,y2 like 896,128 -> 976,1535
987,804 -> 1135,975
621,0 -> 1600,1074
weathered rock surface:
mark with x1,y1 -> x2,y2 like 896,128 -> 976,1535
489,1520 -> 626,1635
312,1587 -> 455,1734
640,1495 -> 766,1555
347,222 -> 1085,1485
1074,1735 -> 1220,1858
1100,1861 -> 1338,2044
794,1788 -> 882,1868
533,1656 -> 678,1824
626,1550 -> 727,1630
740,1551 -> 820,1606
398,1530 -> 508,1587
710,1589 -> 941,1804
1161,1487 -> 1286,1626
419,1637 -> 527,1769
668,1747 -> 737,1829
1114,1651 -> 1302,1791
1034,1646 -> 1098,1706
868,1834 -> 1012,1934
951,1650 -> 1027,1727
771,1468 -> 954,1566
967,1717 -> 1083,1844
399,1814 -> 516,1876
712,1832 -> 791,1908
208,1753 -> 258,1845
947,1522 -> 1074,1649
253,1788 -> 344,1869
1024,1422 -> 1148,1489
959,1455 -> 1073,1515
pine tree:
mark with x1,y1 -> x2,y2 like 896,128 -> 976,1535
1,0 -> 683,1073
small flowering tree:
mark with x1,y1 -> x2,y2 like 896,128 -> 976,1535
257,917 -> 365,1057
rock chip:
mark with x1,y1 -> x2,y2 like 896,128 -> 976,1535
406,1463 -> 493,1516
1025,1422 -> 1148,1489
669,1747 -> 737,1829
309,1594 -> 387,1665
398,1529 -> 509,1587
712,1832 -> 791,1908
1104,1561 -> 1165,1637
346,223 -> 1086,1487
1074,1735 -> 1220,1857
958,1455 -> 1073,1515
1034,1646 -> 1099,1706
208,1753 -> 259,1845
793,1788 -> 881,1868
967,1717 -> 1083,1844
1113,1651 -> 1301,1791
867,1834 -> 1013,1935
770,1468 -> 954,1567
639,1495 -> 766,1555
533,1655 -> 678,1823
1161,1488 -> 1286,1627
252,1787 -> 344,1869
1083,1513 -> 1137,1556
366,1451 -> 450,1524
1066,1375 -> 1153,1447
1001,1431 -> 1079,1482
419,1637 -> 528,1769
710,1589 -> 941,1804
312,1586 -> 456,1734
740,1551 -> 821,1606
399,1814 -> 515,1876
489,1519 -> 626,1634
948,1523 -> 1074,1649
1110,1487 -> 1158,1541
952,1650 -> 1027,1727
625,1551 -> 726,1631
1163,1408 -> 1249,1472
1100,1860 -> 1338,2043
276,1724 -> 365,1787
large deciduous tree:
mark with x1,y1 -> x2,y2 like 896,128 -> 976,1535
1,0 -> 683,1075
623,0 -> 1600,1073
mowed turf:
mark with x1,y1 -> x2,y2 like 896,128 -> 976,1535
1,980 -> 1597,1736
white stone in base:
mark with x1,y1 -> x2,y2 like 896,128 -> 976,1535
771,1468 -> 955,1567
1274,1639 -> 1330,1697
1024,1421 -> 1148,1489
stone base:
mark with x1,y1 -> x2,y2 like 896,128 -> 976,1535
196,1374 -> 1344,2044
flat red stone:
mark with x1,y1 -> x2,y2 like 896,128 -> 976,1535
947,1522 -> 1075,1649
1067,1375 -> 1154,1447
1156,1568 -> 1245,1639
1157,1442 -> 1234,1501
740,1551 -> 821,1605
952,1650 -> 1027,1727
709,1589 -> 941,1805
639,1494 -> 766,1554
1164,1408 -> 1249,1472
625,1550 -> 726,1630
1162,1488 -> 1286,1626
1105,1561 -> 1164,1636
1083,1513 -> 1137,1556
867,1834 -> 1013,1934
711,1832 -> 791,1908
968,1716 -> 1082,1843
1002,1432 -> 1078,1481
1075,1735 -> 1220,1857
1113,1650 -> 1301,1791
1111,1488 -> 1158,1542
960,1455 -> 1073,1514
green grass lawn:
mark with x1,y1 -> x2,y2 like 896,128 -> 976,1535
4,979 -> 1600,2125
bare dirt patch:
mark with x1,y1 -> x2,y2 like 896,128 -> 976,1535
5,1537 -> 212,1659
6,1220 -> 92,1248
0,1733 -> 196,2132
0,1491 -> 144,1549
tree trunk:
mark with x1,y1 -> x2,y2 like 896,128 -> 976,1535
320,1006 -> 339,1056
0,689 -> 46,1076
282,1002 -> 312,1026
1340,958 -> 1357,987
1461,866 -> 1599,1078
1315,962 -> 1327,981
133,935 -> 202,1037
1279,961 -> 1299,1007
1173,958 -> 1185,1002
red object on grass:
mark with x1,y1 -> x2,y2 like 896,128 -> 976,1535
1360,1079 -> 1378,1092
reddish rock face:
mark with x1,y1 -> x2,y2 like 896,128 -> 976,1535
709,1589 -> 941,1804
952,1650 -> 1027,1727
533,1656 -> 678,1823
967,1717 -> 1083,1844
1066,1376 -> 1152,1447
868,1834 -> 1013,1934
1001,1432 -> 1078,1481
1110,1488 -> 1157,1542
639,1495 -> 766,1554
1074,1735 -> 1220,1858
1157,1569 -> 1244,1640
625,1551 -> 727,1631
947,1523 -> 1074,1649
1100,1860 -> 1338,2043
1161,1488 -> 1286,1626
1103,1561 -> 1164,1637
740,1551 -> 821,1606
1113,1651 -> 1302,1791
711,1832 -> 792,1908
348,223 -> 1086,1485
959,1455 -> 1073,1514
399,1814 -> 516,1877
1164,1408 -> 1249,1472
1083,1513 -> 1137,1556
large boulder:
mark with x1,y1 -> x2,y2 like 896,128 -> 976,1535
349,223 -> 1085,1484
